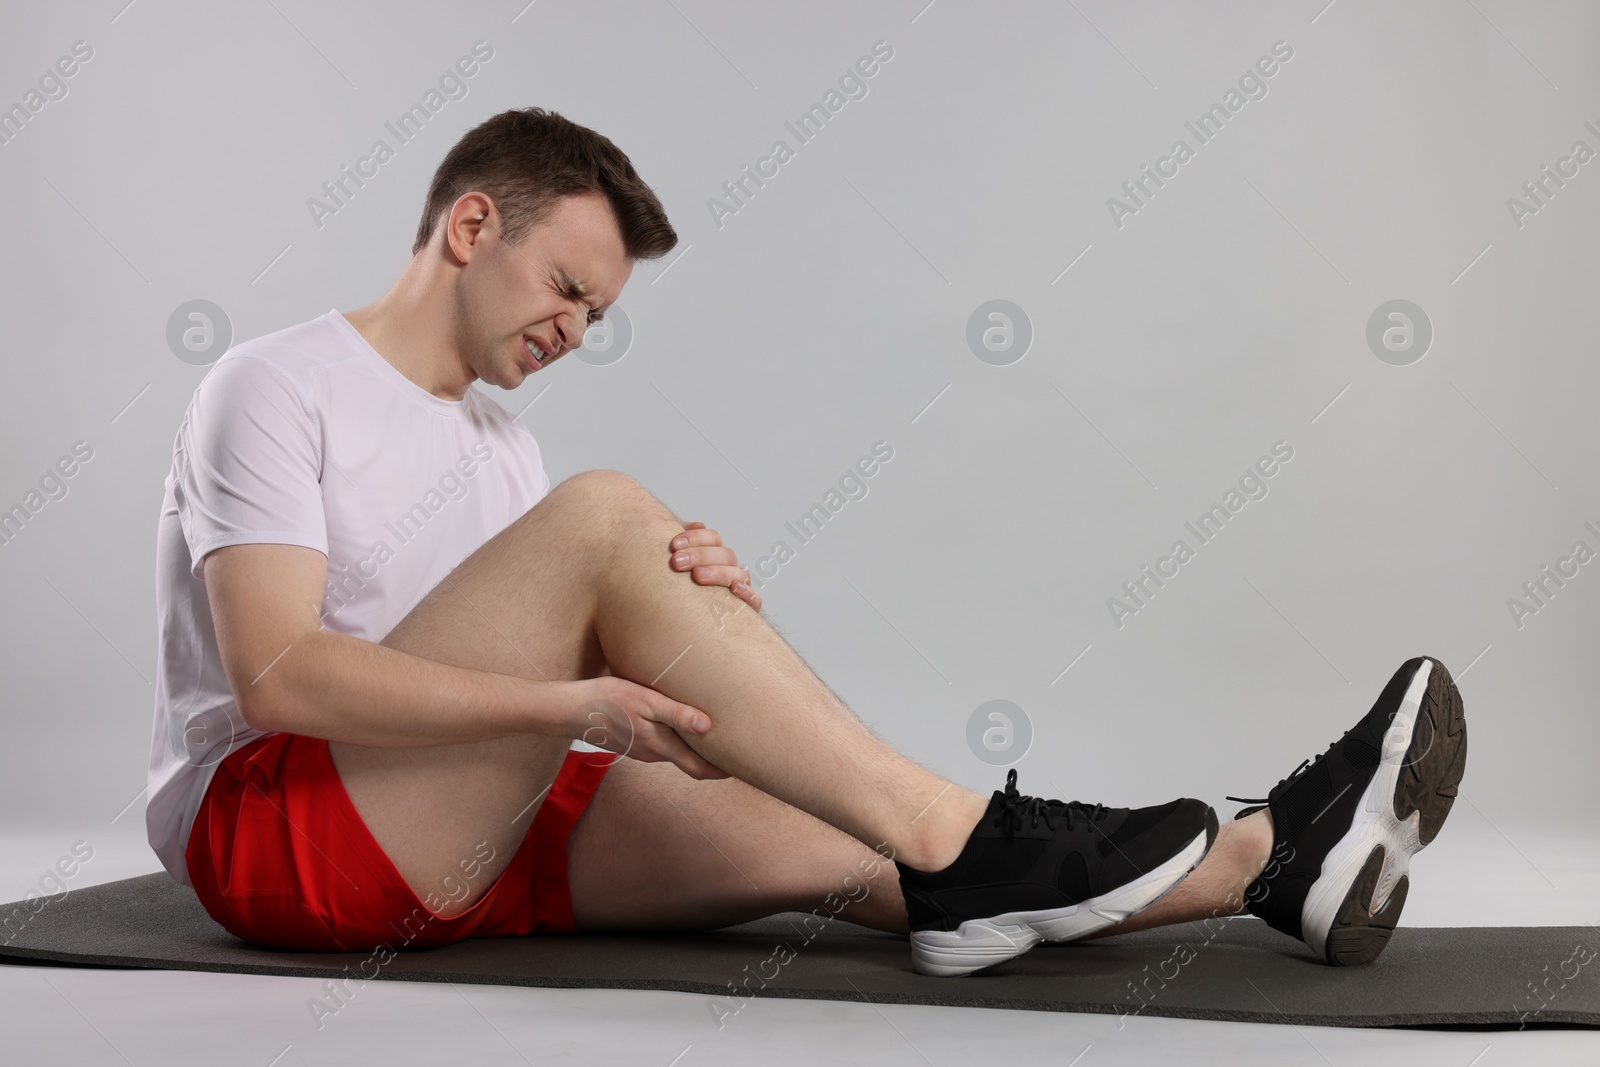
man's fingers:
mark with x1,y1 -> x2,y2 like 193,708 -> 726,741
686,565 -> 750,592
671,545 -> 739,571
645,699 -> 711,735
666,737 -> 730,780
734,582 -> 762,612
670,523 -> 721,552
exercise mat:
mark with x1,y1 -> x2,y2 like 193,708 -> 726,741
2,874 -> 1596,1029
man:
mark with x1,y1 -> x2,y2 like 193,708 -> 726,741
147,107 -> 1467,977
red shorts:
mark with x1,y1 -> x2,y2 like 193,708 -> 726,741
185,732 -> 612,952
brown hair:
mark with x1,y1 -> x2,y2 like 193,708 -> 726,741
412,107 -> 677,259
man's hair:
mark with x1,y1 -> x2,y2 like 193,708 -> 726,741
412,107 -> 677,259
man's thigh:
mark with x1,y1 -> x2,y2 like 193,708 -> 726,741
567,758 -> 909,935
327,471 -> 662,918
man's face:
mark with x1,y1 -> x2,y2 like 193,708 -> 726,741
459,190 -> 634,389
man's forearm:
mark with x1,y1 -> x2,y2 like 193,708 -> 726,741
239,629 -> 575,748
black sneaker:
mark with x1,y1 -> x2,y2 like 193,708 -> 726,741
895,769 -> 1217,976
1226,655 -> 1468,966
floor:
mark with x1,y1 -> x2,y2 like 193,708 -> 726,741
2,815 -> 1597,1066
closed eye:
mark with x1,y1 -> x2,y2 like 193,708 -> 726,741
565,287 -> 603,325
555,268 -> 605,326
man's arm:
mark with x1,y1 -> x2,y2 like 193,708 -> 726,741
206,542 -> 574,747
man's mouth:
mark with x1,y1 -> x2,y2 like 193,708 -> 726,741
523,335 -> 554,368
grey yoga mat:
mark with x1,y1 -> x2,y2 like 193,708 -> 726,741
2,873 -> 1597,1029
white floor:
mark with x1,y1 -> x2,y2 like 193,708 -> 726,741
2,813 -> 1597,1066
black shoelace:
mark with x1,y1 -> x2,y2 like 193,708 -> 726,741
993,769 -> 1110,834
1224,755 -> 1315,807
1226,713 -> 1375,807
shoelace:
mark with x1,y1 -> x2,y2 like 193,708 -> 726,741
993,769 -> 1110,834
1226,713 -> 1373,807
1224,755 -> 1315,807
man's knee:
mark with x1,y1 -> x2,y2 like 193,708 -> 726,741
537,469 -> 680,528
552,468 -> 649,499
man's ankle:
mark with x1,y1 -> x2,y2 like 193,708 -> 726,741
899,790 -> 990,874
1238,807 -> 1276,881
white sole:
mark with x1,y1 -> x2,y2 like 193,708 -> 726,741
908,825 -> 1212,977
1299,659 -> 1431,960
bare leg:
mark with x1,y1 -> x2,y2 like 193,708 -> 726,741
568,769 -> 1275,939
583,473 -> 990,867
567,758 -> 910,934
330,470 -> 987,918
1076,809 -> 1275,940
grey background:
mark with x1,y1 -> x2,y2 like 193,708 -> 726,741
2,0 -> 1596,847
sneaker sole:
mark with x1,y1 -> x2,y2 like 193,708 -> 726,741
1300,657 -> 1468,965
908,810 -> 1219,977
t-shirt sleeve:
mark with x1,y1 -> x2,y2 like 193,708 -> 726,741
506,410 -> 552,501
174,353 -> 328,581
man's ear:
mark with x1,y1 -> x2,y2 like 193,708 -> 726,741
445,192 -> 498,263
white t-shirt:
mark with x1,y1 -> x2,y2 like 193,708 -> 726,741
147,309 -> 552,886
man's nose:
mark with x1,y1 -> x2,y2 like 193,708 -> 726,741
554,313 -> 582,353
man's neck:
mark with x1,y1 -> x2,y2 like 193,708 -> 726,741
344,272 -> 476,403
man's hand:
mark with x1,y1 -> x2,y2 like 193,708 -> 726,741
669,521 -> 762,613
560,675 -> 728,780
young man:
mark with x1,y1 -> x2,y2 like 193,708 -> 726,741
147,108 -> 1467,977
